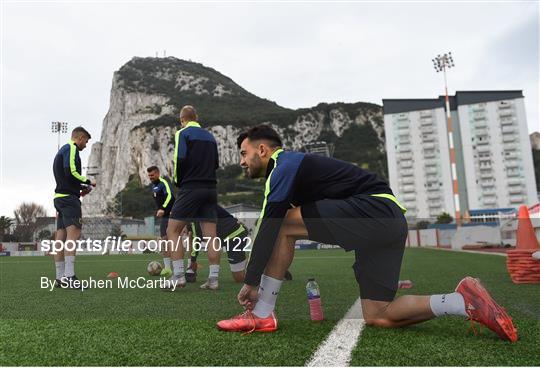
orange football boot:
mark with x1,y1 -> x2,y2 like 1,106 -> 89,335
217,310 -> 278,334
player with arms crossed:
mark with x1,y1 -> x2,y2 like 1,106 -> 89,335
217,125 -> 517,342
52,126 -> 95,289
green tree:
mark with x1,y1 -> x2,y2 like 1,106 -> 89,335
436,212 -> 453,224
416,220 -> 431,230
36,229 -> 52,241
0,216 -> 13,241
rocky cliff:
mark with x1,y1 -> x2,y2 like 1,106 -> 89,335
84,57 -> 386,216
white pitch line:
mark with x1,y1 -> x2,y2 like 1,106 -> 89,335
306,297 -> 365,367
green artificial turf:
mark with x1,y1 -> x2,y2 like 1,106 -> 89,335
0,248 -> 538,366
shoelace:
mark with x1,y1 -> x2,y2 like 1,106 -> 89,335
467,318 -> 483,336
238,310 -> 256,336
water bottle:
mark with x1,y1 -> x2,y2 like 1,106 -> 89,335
306,278 -> 324,321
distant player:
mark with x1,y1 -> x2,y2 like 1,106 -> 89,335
147,166 -> 175,276
187,205 -> 293,287
217,125 -> 517,343
163,105 -> 221,291
52,126 -> 95,289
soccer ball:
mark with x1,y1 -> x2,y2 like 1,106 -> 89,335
147,261 -> 163,276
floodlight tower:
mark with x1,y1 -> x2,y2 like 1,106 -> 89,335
432,52 -> 460,224
51,121 -> 68,150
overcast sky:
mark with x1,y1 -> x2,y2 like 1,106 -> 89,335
1,1 -> 538,217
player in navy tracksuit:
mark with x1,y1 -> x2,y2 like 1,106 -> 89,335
147,166 -> 175,273
163,105 -> 222,291
52,126 -> 95,289
217,125 -> 517,343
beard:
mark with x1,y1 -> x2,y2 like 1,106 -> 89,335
247,155 -> 264,179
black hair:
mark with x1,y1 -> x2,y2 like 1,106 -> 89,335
146,166 -> 159,173
236,125 -> 282,149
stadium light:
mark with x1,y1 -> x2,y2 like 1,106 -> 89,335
51,121 -> 68,150
432,52 -> 461,225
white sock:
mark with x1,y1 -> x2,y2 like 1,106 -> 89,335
187,258 -> 192,268
172,260 -> 184,280
163,257 -> 171,269
253,275 -> 283,318
429,292 -> 467,317
64,256 -> 75,277
55,261 -> 65,279
209,264 -> 220,279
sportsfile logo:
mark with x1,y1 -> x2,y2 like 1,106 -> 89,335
40,236 -> 252,255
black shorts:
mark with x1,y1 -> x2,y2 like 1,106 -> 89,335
170,188 -> 217,222
54,195 -> 82,230
160,216 -> 169,237
301,194 -> 408,302
225,230 -> 248,265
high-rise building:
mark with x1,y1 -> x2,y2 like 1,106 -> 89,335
383,91 -> 537,220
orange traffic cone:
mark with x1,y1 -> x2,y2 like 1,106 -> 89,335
516,205 -> 539,250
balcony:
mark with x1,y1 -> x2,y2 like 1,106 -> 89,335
508,186 -> 523,195
509,195 -> 525,203
428,201 -> 442,208
403,193 -> 416,201
475,119 -> 487,128
483,188 -> 496,196
480,172 -> 494,179
477,138 -> 490,146
424,159 -> 437,167
424,150 -> 436,158
483,196 -> 497,206
421,119 -> 433,126
401,161 -> 413,169
401,185 -> 415,193
425,167 -> 438,174
427,192 -> 440,200
499,110 -> 514,118
475,128 -> 488,136
503,143 -> 517,151
505,160 -> 519,169
501,126 -> 515,134
421,126 -> 434,134
422,135 -> 435,143
497,101 -> 512,109
424,143 -> 435,149
480,181 -> 495,188
472,106 -> 486,113
398,152 -> 413,160
397,122 -> 409,129
507,178 -> 522,186
507,170 -> 520,178
401,169 -> 414,177
399,177 -> 414,184
476,145 -> 490,153
427,185 -> 440,192
502,135 -> 515,143
505,151 -> 518,159
500,117 -> 514,126
479,162 -> 492,170
419,111 -> 433,118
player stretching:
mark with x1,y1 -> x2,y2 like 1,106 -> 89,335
52,127 -> 95,289
163,105 -> 221,291
147,166 -> 175,277
217,125 -> 517,342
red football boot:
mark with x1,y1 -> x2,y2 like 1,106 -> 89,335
455,277 -> 518,342
217,310 -> 278,334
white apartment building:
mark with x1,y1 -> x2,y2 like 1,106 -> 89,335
383,91 -> 537,220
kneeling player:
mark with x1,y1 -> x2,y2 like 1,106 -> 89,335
186,205 -> 249,288
217,125 -> 517,343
